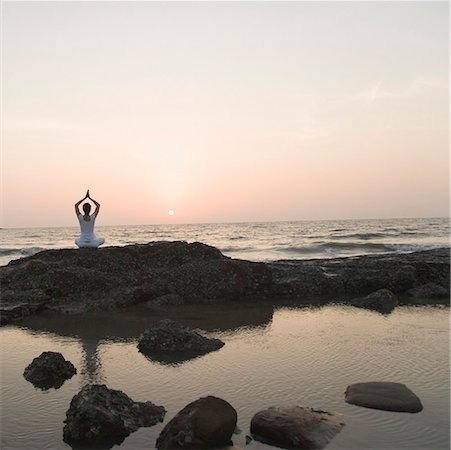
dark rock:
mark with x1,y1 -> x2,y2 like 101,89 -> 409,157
1,243 -> 449,324
23,351 -> 76,390
156,396 -> 237,449
1,302 -> 46,326
345,381 -> 423,413
348,289 -> 398,313
0,241 -> 272,322
406,282 -> 449,299
270,248 -> 449,300
145,293 -> 184,307
250,405 -> 345,449
63,384 -> 165,449
137,319 -> 224,364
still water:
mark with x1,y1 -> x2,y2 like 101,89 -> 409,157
0,303 -> 449,450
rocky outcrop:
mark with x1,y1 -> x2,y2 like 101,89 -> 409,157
269,248 -> 450,300
348,289 -> 398,313
23,351 -> 76,390
156,396 -> 237,449
137,319 -> 224,364
250,405 -> 345,449
0,241 -> 271,323
63,384 -> 165,448
1,242 -> 449,324
345,382 -> 423,413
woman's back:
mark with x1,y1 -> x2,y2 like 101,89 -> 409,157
78,214 -> 96,236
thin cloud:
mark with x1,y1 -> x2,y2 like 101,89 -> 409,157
358,76 -> 448,103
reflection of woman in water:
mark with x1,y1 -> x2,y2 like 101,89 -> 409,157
74,190 -> 105,248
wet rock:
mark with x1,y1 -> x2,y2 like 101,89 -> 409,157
345,381 -> 423,413
1,243 -> 449,324
406,282 -> 448,299
270,248 -> 449,300
137,319 -> 224,364
250,405 -> 345,449
23,351 -> 76,390
348,289 -> 397,313
156,395 -> 237,449
145,293 -> 184,307
0,241 -> 272,322
1,302 -> 46,326
63,384 -> 165,449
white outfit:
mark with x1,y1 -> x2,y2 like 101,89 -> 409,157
75,214 -> 105,248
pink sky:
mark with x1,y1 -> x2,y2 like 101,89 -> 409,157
2,2 -> 449,227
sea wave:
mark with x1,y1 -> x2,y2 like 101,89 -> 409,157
274,242 -> 389,254
220,245 -> 257,253
0,247 -> 46,257
0,248 -> 22,256
273,242 -> 449,256
330,232 -> 387,240
20,247 -> 46,256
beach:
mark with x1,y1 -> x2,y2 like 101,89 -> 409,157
0,217 -> 450,449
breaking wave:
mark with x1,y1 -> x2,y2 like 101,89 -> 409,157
0,247 -> 46,257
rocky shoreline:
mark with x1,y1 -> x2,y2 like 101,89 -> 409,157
1,241 -> 449,325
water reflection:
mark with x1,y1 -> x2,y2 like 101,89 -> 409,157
80,339 -> 104,384
2,305 -> 449,450
20,302 -> 274,382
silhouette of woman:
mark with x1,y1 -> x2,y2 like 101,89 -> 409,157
74,190 -> 105,248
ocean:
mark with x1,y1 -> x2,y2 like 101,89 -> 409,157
1,217 -> 450,450
0,217 -> 449,267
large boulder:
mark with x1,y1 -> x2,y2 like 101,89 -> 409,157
345,382 -> 423,413
156,396 -> 237,449
137,319 -> 224,364
250,405 -> 345,449
23,351 -> 76,389
63,384 -> 165,448
348,289 -> 398,313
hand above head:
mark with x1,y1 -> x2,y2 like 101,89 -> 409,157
86,189 -> 90,199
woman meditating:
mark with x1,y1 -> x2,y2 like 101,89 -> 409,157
74,190 -> 105,248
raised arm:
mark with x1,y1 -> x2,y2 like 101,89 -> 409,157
87,191 -> 101,216
75,190 -> 89,216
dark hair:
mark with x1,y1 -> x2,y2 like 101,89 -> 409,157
82,203 -> 91,214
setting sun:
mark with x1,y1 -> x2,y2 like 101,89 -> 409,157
168,210 -> 175,216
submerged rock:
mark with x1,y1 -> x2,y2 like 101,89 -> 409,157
345,381 -> 423,413
23,351 -> 76,390
250,405 -> 345,449
156,396 -> 237,449
63,384 -> 165,448
348,289 -> 398,313
137,319 -> 224,364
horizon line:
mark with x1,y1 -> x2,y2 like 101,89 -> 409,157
1,215 -> 449,230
